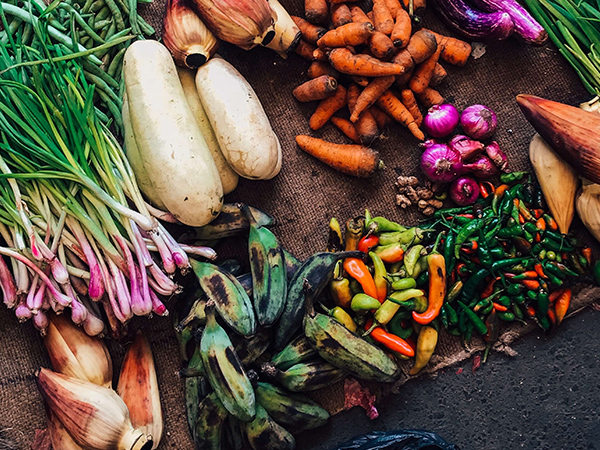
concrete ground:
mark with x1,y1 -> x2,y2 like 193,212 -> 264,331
297,309 -> 600,450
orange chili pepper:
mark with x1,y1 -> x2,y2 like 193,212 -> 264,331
545,215 -> 558,231
519,214 -> 525,225
479,181 -> 494,199
534,233 -> 541,243
374,243 -> 405,263
534,263 -> 548,279
479,277 -> 495,299
462,240 -> 478,255
343,258 -> 378,299
549,289 -> 564,304
555,288 -> 571,325
521,279 -> 540,290
413,237 -> 446,325
582,247 -> 593,266
535,217 -> 546,231
492,302 -> 508,312
494,184 -> 509,197
526,305 -> 536,318
547,308 -> 556,327
365,319 -> 415,357
358,235 -> 379,253
531,209 -> 544,219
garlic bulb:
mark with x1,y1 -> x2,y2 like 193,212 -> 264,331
577,183 -> 600,243
36,368 -> 151,450
117,331 -> 163,450
163,0 -> 218,69
192,0 -> 275,50
529,133 -> 578,234
43,313 -> 113,388
263,0 -> 301,58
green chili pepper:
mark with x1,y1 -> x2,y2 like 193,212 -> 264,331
542,261 -> 566,280
398,295 -> 428,313
537,290 -> 549,318
568,253 -> 586,275
350,293 -> 381,311
477,232 -> 493,268
527,290 -> 538,301
440,304 -> 449,328
497,226 -> 524,239
388,315 -> 413,339
404,244 -> 425,277
522,182 -> 535,206
513,295 -> 526,305
473,297 -> 491,312
500,171 -> 529,184
538,316 -> 550,331
461,268 -> 490,303
484,219 -> 504,241
523,230 -> 534,243
497,311 -> 515,321
455,219 -> 485,258
370,216 -> 406,233
540,238 -> 573,253
506,283 -> 524,295
391,278 -> 417,291
495,295 -> 511,307
491,258 -> 525,273
499,191 -> 514,216
447,280 -> 463,302
538,249 -> 547,260
464,321 -> 474,342
448,327 -> 461,336
512,303 -> 525,321
479,301 -> 494,315
433,206 -> 471,219
489,246 -> 505,259
444,303 -> 459,326
415,271 -> 428,287
457,301 -> 488,334
387,288 -> 425,305
593,261 -> 600,285
524,222 -> 538,235
443,232 -> 456,273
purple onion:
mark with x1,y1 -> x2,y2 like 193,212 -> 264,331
450,176 -> 480,206
460,104 -> 497,140
485,141 -> 508,171
448,134 -> 485,162
463,154 -> 500,179
420,143 -> 464,182
419,138 -> 443,150
423,104 -> 460,138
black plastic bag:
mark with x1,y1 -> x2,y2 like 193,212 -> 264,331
331,430 -> 460,450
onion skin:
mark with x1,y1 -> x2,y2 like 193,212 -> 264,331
463,154 -> 499,179
448,134 -> 484,162
469,0 -> 547,45
450,176 -> 480,205
420,143 -> 464,182
460,104 -> 497,140
430,0 -> 514,41
485,141 -> 508,171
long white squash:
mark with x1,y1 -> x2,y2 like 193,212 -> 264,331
176,66 -> 239,195
195,57 -> 282,180
123,40 -> 223,226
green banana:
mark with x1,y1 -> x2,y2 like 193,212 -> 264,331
191,203 -> 275,240
282,249 -> 302,281
261,360 -> 347,392
191,260 -> 256,337
180,344 -> 204,377
176,297 -> 207,332
218,258 -> 244,276
237,273 -> 253,297
232,328 -> 272,367
200,302 -> 256,422
223,415 -> 244,450
245,206 -> 287,327
243,404 -> 296,450
303,287 -> 400,382
184,376 -> 210,441
274,251 -> 363,350
255,381 -> 330,432
194,392 -> 228,450
175,323 -> 195,362
271,335 -> 317,371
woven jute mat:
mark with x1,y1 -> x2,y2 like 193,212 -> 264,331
1,1 -> 598,449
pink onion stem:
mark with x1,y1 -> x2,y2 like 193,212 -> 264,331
149,230 -> 176,274
158,223 -> 190,271
116,235 -> 151,316
107,258 -> 132,321
178,244 -> 217,260
0,255 -> 17,308
26,275 -> 39,311
150,290 -> 168,316
148,262 -> 178,295
144,202 -> 180,224
67,219 -> 104,301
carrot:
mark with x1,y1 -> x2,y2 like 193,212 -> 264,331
309,84 -> 347,130
295,39 -> 318,60
317,22 -> 374,47
416,87 -> 444,108
307,61 -> 340,79
401,0 -> 426,13
395,66 -> 413,87
370,105 -> 393,128
376,90 -> 424,140
384,0 -> 403,19
348,84 -> 380,144
369,31 -> 396,60
367,11 -> 374,22
392,48 -> 414,71
293,75 -> 339,102
352,75 -> 369,86
331,3 -> 352,27
408,45 -> 441,94
313,47 -> 328,61
430,63 -> 447,87
400,89 -> 423,126
405,29 -> 438,64
372,0 -> 394,35
292,15 -> 327,43
350,5 -> 373,25
331,116 -> 362,143
350,75 -> 395,122
391,7 -> 411,48
305,0 -> 329,25
296,135 -> 383,177
329,48 -> 405,76
425,29 -> 472,66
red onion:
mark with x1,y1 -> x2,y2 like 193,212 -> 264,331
419,138 -> 443,150
460,104 -> 497,140
463,154 -> 500,179
485,141 -> 508,171
448,134 -> 485,162
420,143 -> 464,182
423,104 -> 460,138
450,176 -> 480,206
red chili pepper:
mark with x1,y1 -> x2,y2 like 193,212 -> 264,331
549,289 -> 564,304
343,258 -> 378,299
479,277 -> 495,299
462,240 -> 478,255
521,279 -> 540,290
532,209 -> 544,219
456,262 -> 467,277
492,302 -> 508,312
479,181 -> 494,199
535,217 -> 546,231
555,288 -> 571,325
358,235 -> 379,253
534,233 -> 541,243
582,247 -> 593,266
519,214 -> 525,225
534,264 -> 548,279
561,252 -> 568,261
545,216 -> 558,231
526,305 -> 536,318
507,271 -> 538,281
365,319 -> 415,357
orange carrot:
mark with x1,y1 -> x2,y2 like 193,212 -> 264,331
370,105 -> 393,128
392,48 -> 414,72
350,5 -> 373,25
408,45 -> 441,94
405,29 -> 438,64
348,84 -> 380,144
293,75 -> 339,102
307,61 -> 340,79
296,135 -> 383,177
331,3 -> 352,27
373,0 -> 394,35
425,29 -> 472,66
367,10 -> 374,22
313,47 -> 328,61
352,75 -> 369,86
329,48 -> 405,76
395,66 -> 413,87
331,116 -> 362,143
416,87 -> 444,108
376,90 -> 424,140
350,75 -> 395,122
309,84 -> 347,130
400,89 -> 423,126
384,0 -> 403,19
401,0 -> 426,12
305,0 -> 329,25
317,22 -> 374,47
295,39 -> 318,60
430,62 -> 447,87
369,31 -> 396,60
391,7 -> 411,48
292,15 -> 326,43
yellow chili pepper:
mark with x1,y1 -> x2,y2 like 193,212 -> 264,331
409,326 -> 438,375
369,251 -> 388,302
330,306 -> 357,333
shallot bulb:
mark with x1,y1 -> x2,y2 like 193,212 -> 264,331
463,154 -> 500,179
460,104 -> 497,140
485,141 -> 508,171
448,134 -> 484,162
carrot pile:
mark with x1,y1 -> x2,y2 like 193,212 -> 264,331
292,0 -> 473,178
